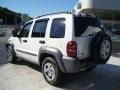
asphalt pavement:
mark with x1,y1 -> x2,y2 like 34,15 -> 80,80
0,38 -> 8,66
0,56 -> 119,90
0,28 -> 12,66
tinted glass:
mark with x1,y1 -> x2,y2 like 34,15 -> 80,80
32,20 -> 48,37
50,18 -> 65,38
19,22 -> 32,37
74,17 -> 101,37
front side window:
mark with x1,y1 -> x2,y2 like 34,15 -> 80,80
50,18 -> 65,38
32,20 -> 48,37
19,22 -> 32,37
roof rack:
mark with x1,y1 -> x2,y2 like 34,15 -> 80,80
36,11 -> 72,18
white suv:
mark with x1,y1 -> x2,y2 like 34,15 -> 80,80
6,12 -> 112,85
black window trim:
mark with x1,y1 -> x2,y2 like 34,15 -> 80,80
50,18 -> 66,38
35,18 -> 49,22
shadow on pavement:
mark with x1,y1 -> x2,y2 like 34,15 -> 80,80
15,60 -> 120,90
15,60 -> 41,72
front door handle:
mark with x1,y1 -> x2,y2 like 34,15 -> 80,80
23,40 -> 27,43
39,40 -> 45,44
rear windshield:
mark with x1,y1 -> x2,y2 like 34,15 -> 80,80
74,16 -> 101,37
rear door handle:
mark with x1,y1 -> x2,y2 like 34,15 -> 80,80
39,40 -> 45,44
23,40 -> 27,43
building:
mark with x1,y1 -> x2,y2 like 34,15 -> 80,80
74,0 -> 120,36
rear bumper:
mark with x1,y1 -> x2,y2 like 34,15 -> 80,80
62,56 -> 88,73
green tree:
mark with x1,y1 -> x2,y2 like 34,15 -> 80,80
0,6 -> 33,25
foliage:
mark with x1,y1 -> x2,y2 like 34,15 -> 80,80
0,6 -> 33,25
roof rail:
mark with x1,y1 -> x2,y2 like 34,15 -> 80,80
75,12 -> 96,18
36,11 -> 72,18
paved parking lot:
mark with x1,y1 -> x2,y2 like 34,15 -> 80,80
0,56 -> 120,90
0,28 -> 120,90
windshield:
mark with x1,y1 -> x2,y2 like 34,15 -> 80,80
74,16 -> 101,37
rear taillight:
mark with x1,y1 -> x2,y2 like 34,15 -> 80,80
67,41 -> 77,57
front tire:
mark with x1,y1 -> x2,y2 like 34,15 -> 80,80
42,57 -> 62,86
7,46 -> 17,64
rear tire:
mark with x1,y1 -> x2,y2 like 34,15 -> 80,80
42,57 -> 62,86
7,46 -> 17,64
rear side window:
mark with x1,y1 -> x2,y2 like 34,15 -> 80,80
74,17 -> 101,37
50,18 -> 65,38
32,20 -> 48,37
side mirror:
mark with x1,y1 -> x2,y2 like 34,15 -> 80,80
12,29 -> 20,37
16,33 -> 21,38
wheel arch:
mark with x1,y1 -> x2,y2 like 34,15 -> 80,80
6,42 -> 17,56
38,46 -> 66,73
6,42 -> 14,51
